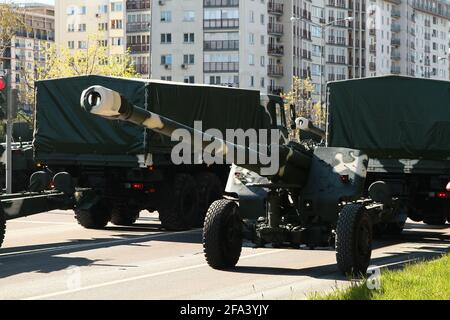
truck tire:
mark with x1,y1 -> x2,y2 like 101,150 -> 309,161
203,199 -> 242,269
110,207 -> 140,226
335,204 -> 373,276
159,173 -> 199,231
0,208 -> 5,248
423,216 -> 447,226
74,202 -> 111,229
194,172 -> 223,227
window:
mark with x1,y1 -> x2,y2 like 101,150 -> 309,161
111,2 -> 122,12
98,23 -> 108,31
184,33 -> 195,43
161,33 -> 172,44
111,20 -> 123,29
250,76 -> 254,87
183,54 -> 195,64
67,6 -> 75,15
78,41 -> 87,49
248,54 -> 254,65
161,54 -> 173,65
183,11 -> 195,22
67,24 -> 75,32
161,11 -> 172,22
184,76 -> 195,83
78,6 -> 86,15
111,37 -> 123,46
97,5 -> 108,14
67,41 -> 74,49
161,76 -> 172,81
78,24 -> 86,32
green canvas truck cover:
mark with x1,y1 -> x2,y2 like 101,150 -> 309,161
328,75 -> 450,160
34,75 -> 269,166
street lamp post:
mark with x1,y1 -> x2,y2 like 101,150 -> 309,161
290,16 -> 354,128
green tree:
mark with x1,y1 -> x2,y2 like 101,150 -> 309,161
21,34 -> 138,110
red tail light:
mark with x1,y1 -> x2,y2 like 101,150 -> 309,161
131,183 -> 144,190
437,191 -> 449,199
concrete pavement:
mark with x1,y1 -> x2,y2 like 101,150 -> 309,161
0,210 -> 448,300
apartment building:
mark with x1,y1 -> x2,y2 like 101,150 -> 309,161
54,0 -> 450,102
151,0 -> 268,89
0,3 -> 55,110
1,4 -> 55,83
55,0 -> 151,77
367,0 -> 450,80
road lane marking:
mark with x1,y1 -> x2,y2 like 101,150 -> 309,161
0,229 -> 202,259
24,249 -> 286,300
7,220 -> 76,226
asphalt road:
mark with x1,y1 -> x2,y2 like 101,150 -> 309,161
0,210 -> 448,300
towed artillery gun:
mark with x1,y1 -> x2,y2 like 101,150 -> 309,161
81,85 -> 400,275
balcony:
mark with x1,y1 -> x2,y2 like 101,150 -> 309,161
391,38 -> 400,46
268,44 -> 284,56
127,43 -> 149,53
391,9 -> 401,18
268,85 -> 284,95
302,9 -> 311,21
204,61 -> 239,72
369,44 -> 376,54
134,64 -> 149,74
126,0 -> 150,11
391,66 -> 401,74
268,1 -> 284,15
126,22 -> 150,33
204,0 -> 239,7
204,40 -> 239,51
268,23 -> 283,36
391,23 -> 401,33
327,0 -> 346,8
204,18 -> 239,29
369,62 -> 376,71
268,64 -> 284,77
391,51 -> 401,60
369,28 -> 376,36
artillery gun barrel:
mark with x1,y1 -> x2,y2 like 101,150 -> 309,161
80,86 -> 312,185
295,117 -> 325,139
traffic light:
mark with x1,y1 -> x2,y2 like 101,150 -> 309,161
0,76 -> 7,120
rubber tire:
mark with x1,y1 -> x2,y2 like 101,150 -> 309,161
74,202 -> 111,229
423,216 -> 447,226
110,207 -> 139,226
336,204 -> 373,276
0,208 -> 5,248
194,172 -> 223,227
159,174 -> 199,231
203,199 -> 243,269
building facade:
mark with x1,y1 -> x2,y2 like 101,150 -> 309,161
55,0 -> 450,101
55,0 -> 151,77
0,4 -> 55,88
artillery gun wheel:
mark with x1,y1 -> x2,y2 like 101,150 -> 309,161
159,173 -> 199,231
335,204 -> 373,276
110,206 -> 140,226
74,202 -> 111,229
194,172 -> 223,227
0,208 -> 5,248
203,199 -> 243,269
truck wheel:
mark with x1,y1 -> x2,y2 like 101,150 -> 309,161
203,199 -> 242,269
194,172 -> 223,227
159,174 -> 199,231
74,202 -> 111,229
335,204 -> 373,276
423,216 -> 447,226
110,207 -> 140,226
0,208 -> 5,248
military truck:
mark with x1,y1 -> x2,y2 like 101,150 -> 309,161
33,76 -> 288,230
328,75 -> 450,226
0,122 -> 36,193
